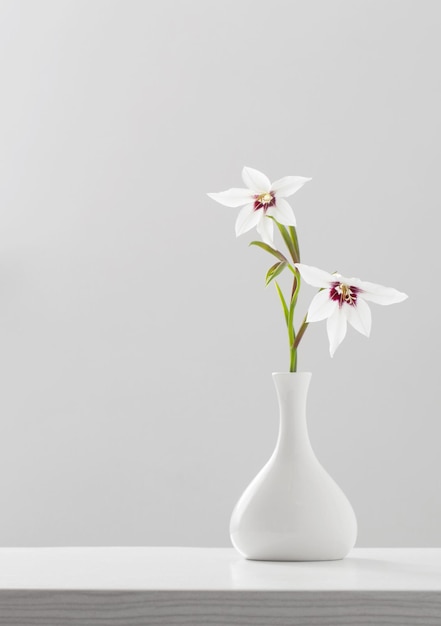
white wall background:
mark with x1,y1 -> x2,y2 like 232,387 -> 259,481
0,0 -> 439,547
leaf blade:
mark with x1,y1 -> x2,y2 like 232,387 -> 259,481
270,219 -> 298,263
266,261 -> 287,286
275,281 -> 289,325
288,226 -> 300,261
249,240 -> 287,263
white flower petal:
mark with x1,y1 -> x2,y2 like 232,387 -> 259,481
256,215 -> 274,246
235,204 -> 260,236
327,307 -> 348,357
307,289 -> 337,323
242,167 -> 271,193
346,299 -> 372,337
269,197 -> 296,226
331,273 -> 357,287
207,188 -> 253,208
295,263 -> 335,288
358,280 -> 408,306
271,175 -> 312,198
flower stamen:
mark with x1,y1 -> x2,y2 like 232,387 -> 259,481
330,281 -> 360,307
254,191 -> 276,212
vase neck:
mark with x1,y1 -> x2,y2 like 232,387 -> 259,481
272,372 -> 313,457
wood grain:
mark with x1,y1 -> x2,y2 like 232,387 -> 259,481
0,590 -> 440,626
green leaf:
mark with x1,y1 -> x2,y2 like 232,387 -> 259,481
266,261 -> 287,286
249,241 -> 287,263
269,219 -> 298,263
288,226 -> 300,261
275,281 -> 289,325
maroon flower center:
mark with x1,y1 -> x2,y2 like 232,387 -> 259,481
254,191 -> 276,213
329,281 -> 360,307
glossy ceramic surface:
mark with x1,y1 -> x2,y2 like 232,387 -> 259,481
230,372 -> 357,561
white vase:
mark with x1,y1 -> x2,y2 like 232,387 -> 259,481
230,372 -> 357,561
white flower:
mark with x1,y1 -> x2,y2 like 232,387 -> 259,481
295,263 -> 408,357
208,166 -> 311,246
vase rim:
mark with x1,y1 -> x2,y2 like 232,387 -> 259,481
272,371 -> 312,376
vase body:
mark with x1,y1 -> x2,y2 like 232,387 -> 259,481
230,372 -> 357,561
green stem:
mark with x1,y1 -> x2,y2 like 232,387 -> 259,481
288,269 -> 301,372
289,226 -> 300,261
288,294 -> 295,369
290,346 -> 297,372
255,220 -> 307,371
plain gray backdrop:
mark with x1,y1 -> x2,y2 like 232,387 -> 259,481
0,0 -> 439,547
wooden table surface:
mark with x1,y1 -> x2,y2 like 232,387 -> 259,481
0,547 -> 439,625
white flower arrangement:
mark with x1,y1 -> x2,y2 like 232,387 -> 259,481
208,166 -> 407,369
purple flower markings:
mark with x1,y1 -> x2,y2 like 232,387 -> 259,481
207,168 -> 408,363
253,191 -> 276,213
295,263 -> 408,357
207,166 -> 311,247
329,282 -> 361,307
